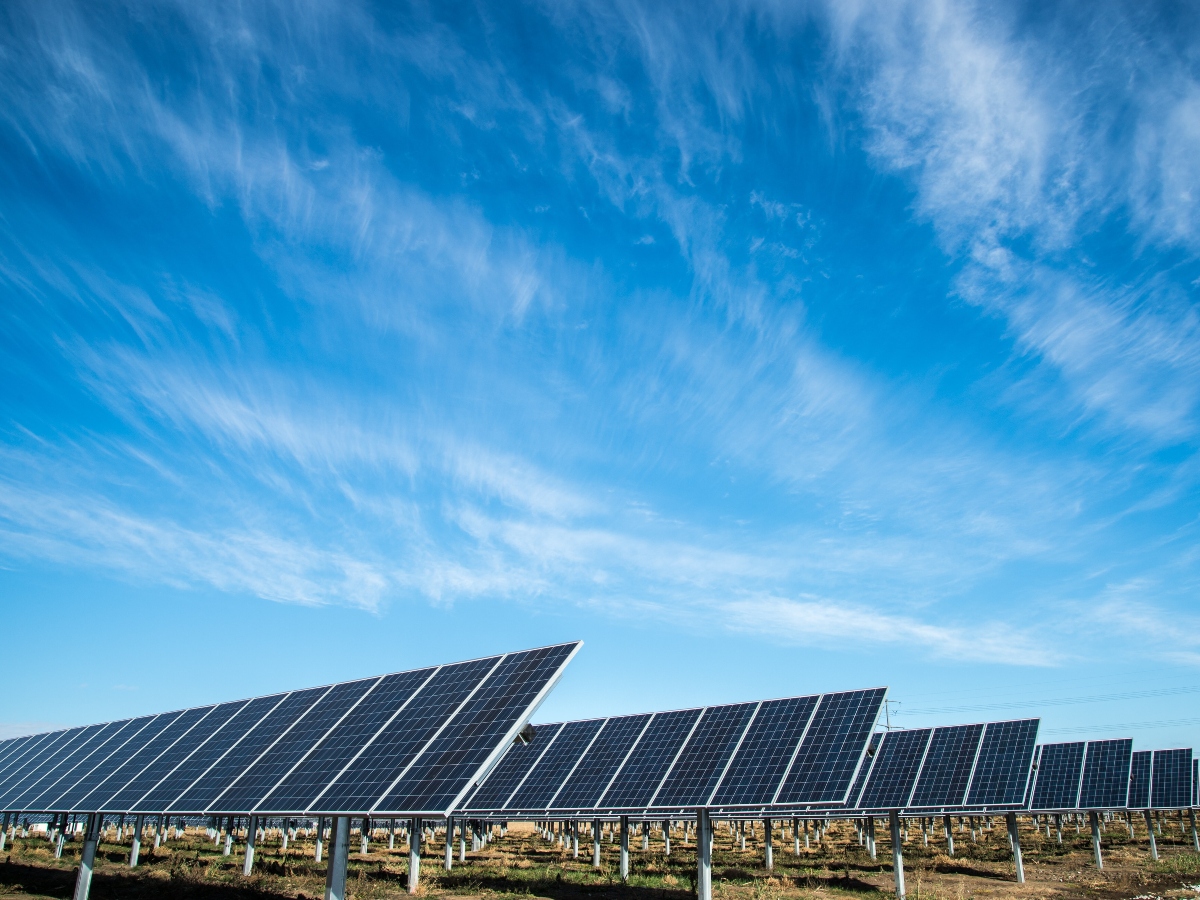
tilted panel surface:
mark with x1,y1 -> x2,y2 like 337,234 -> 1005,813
965,719 -> 1039,808
314,657 -> 498,811
114,703 -> 228,812
848,733 -> 882,807
1150,749 -> 1193,809
26,719 -> 150,811
137,698 -> 266,812
1128,751 -> 1151,809
180,689 -> 329,813
90,706 -> 216,811
464,722 -> 564,810
652,703 -> 757,808
1078,739 -> 1132,810
858,728 -> 932,810
0,727 -> 96,808
712,696 -> 820,807
257,669 -> 432,812
59,716 -> 179,811
1030,742 -> 1085,811
775,688 -> 887,805
551,714 -> 651,809
908,724 -> 984,808
507,719 -> 604,810
600,709 -> 701,809
213,678 -> 377,813
376,644 -> 577,814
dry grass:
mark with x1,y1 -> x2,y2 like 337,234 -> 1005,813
1,817 -> 1198,900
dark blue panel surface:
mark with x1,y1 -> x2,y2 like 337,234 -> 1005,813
315,657 -> 497,811
858,728 -> 932,810
22,720 -> 146,810
0,728 -> 90,808
712,696 -> 820,806
909,724 -> 984,808
965,719 -> 1039,807
1029,742 -> 1085,810
56,715 -> 179,811
375,644 -> 577,814
92,706 -> 216,811
1128,751 -> 1151,809
1150,748 -> 1192,809
775,688 -> 887,805
848,733 -> 882,807
551,714 -> 651,809
213,678 -> 377,812
465,722 -> 563,810
1078,739 -> 1131,810
600,709 -> 701,809
258,668 -> 432,812
507,719 -> 604,809
653,703 -> 757,808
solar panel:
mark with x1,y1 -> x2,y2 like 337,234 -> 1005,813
0,642 -> 579,817
463,722 -> 564,810
855,728 -> 932,810
1029,742 -> 1085,810
964,719 -> 1039,808
461,687 -> 887,815
848,733 -> 882,807
551,714 -> 651,809
1078,739 -> 1132,810
1128,750 -> 1151,809
908,724 -> 984,808
1194,759 -> 1198,807
1150,748 -> 1192,809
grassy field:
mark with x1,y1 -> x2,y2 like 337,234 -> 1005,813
1,817 -> 1198,900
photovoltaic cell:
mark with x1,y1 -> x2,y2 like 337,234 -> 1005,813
1029,742 -> 1085,811
375,644 -> 579,814
1128,751 -> 1151,809
465,722 -> 564,810
908,724 -> 983,808
857,728 -> 932,810
314,657 -> 498,811
508,719 -> 604,810
256,669 -> 433,813
1150,748 -> 1193,809
964,719 -> 1038,808
775,688 -> 887,805
711,696 -> 820,807
551,715 -> 651,810
848,733 -> 882,807
212,678 -> 378,813
652,703 -> 757,808
599,709 -> 701,809
1078,739 -> 1132,810
0,643 -> 578,817
93,705 -> 217,811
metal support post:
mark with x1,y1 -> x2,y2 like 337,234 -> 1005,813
943,814 -> 954,856
315,816 -> 325,862
764,817 -> 773,870
323,816 -> 350,900
794,817 -> 800,855
0,812 -> 8,852
73,813 -> 101,900
890,811 -> 906,900
360,817 -> 370,856
1190,809 -> 1199,853
1089,811 -> 1103,869
459,821 -> 466,862
444,817 -> 453,870
408,817 -> 422,894
1143,810 -> 1158,860
642,821 -> 649,851
243,815 -> 258,875
129,813 -> 144,867
663,819 -> 671,856
620,815 -> 630,880
573,820 -> 579,858
867,816 -> 876,860
593,818 -> 602,867
697,809 -> 712,900
224,817 -> 233,856
1005,812 -> 1024,884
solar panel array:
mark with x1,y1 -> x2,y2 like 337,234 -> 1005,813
1025,739 -> 1133,811
0,643 -> 579,817
461,688 -> 886,815
1124,748 -> 1195,810
848,719 -> 1039,813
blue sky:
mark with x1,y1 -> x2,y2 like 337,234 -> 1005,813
2,1 -> 1199,749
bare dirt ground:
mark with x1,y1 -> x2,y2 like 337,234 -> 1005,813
1,817 -> 1197,900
